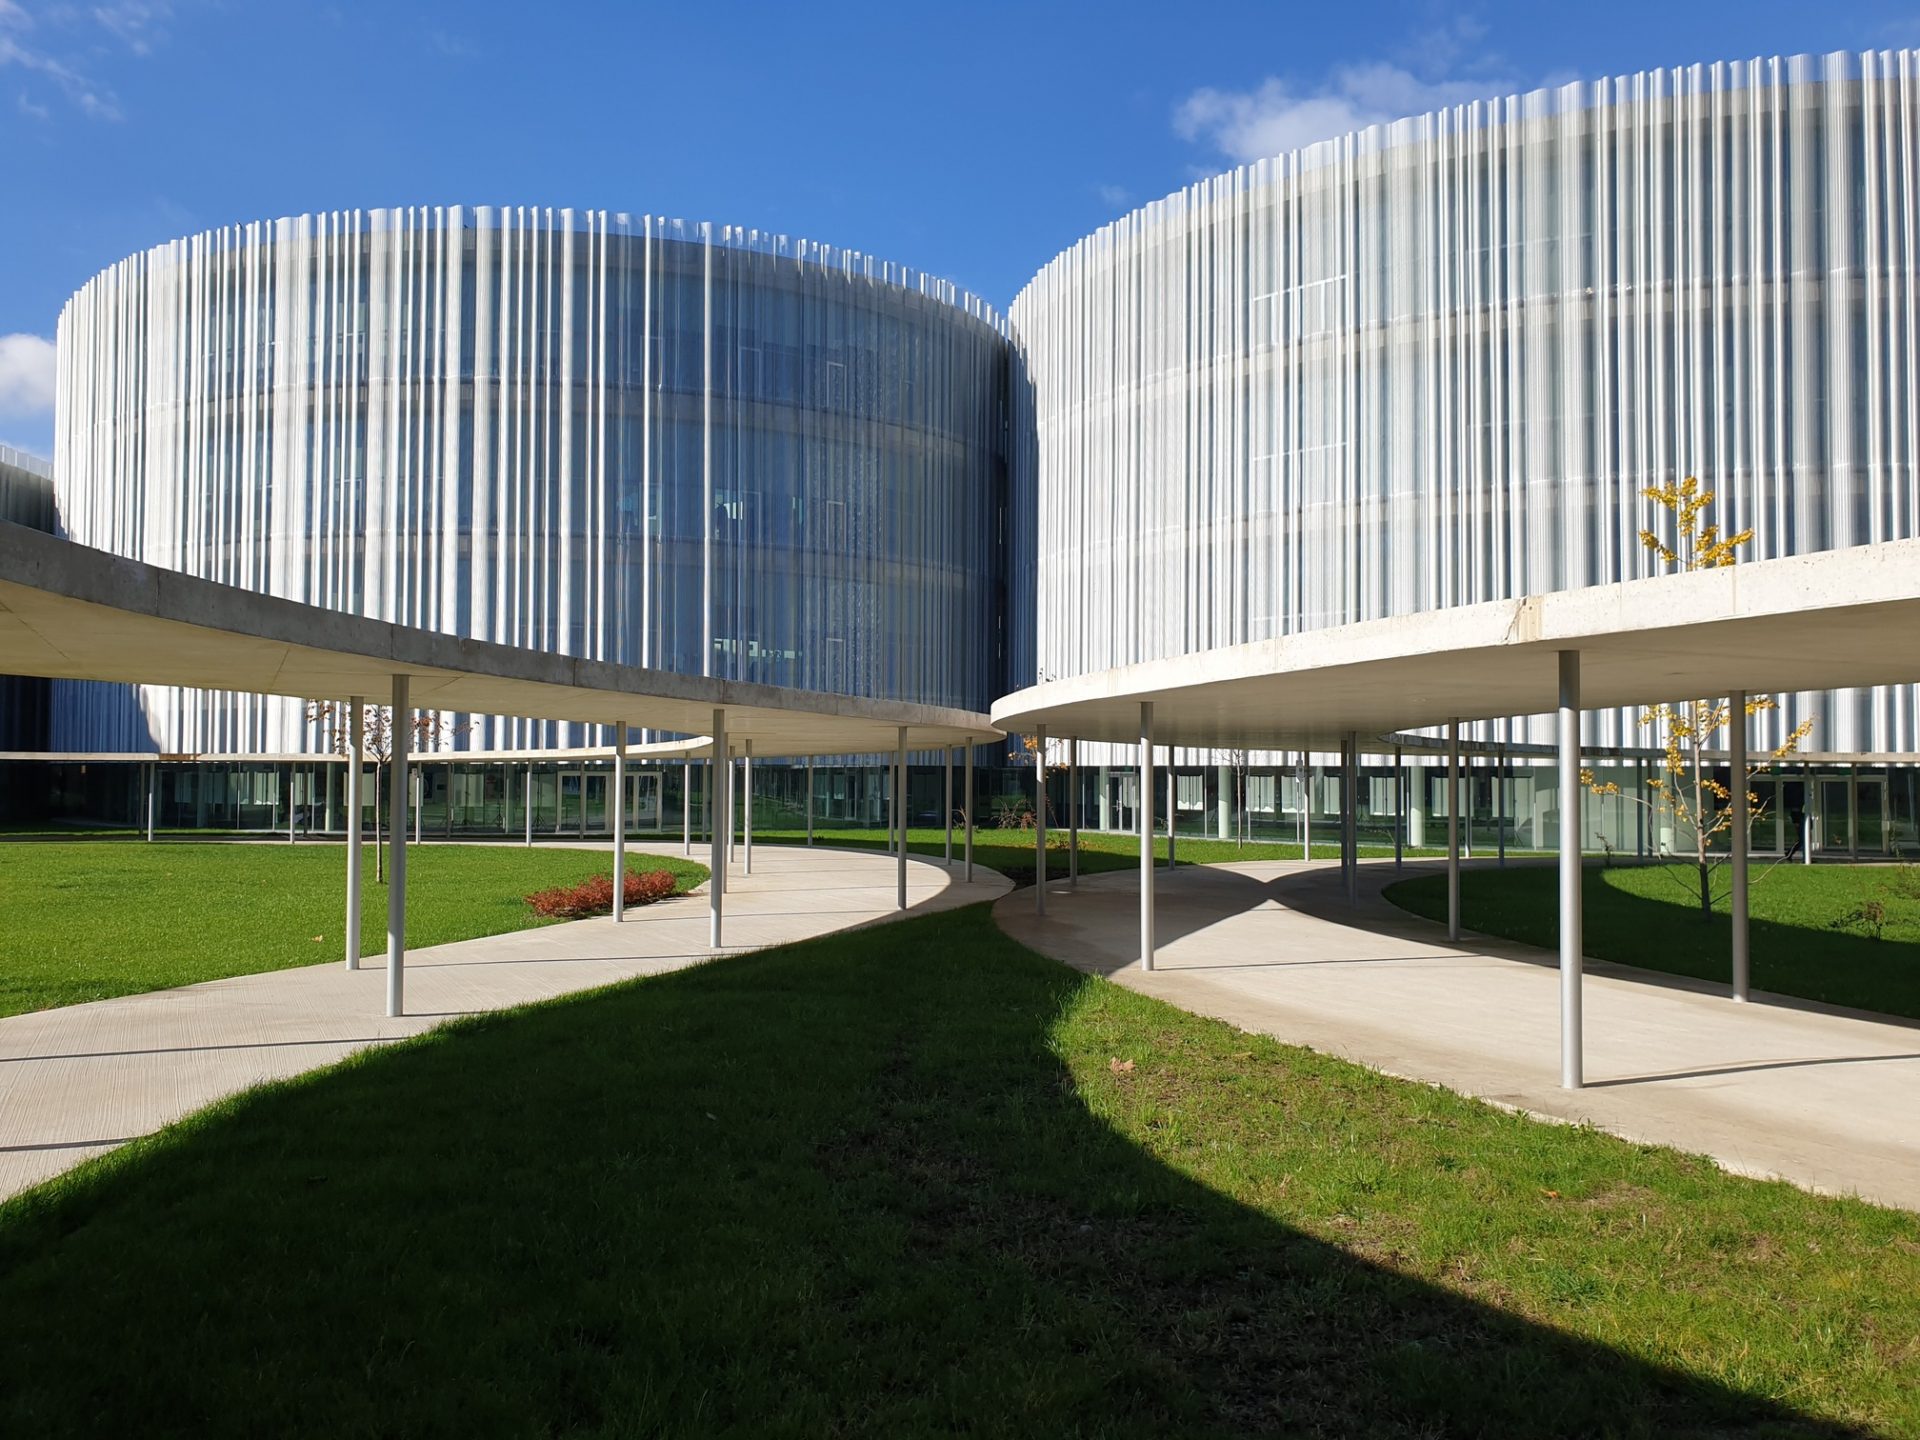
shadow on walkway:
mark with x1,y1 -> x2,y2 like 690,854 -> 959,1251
0,905 -> 1871,1437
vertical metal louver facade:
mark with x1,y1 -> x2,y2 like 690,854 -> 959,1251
53,207 -> 1011,752
1012,50 -> 1920,755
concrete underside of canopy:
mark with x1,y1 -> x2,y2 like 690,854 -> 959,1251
0,523 -> 997,757
993,539 -> 1920,749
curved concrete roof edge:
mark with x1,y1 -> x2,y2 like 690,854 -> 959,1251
0,523 -> 999,754
992,539 -> 1920,750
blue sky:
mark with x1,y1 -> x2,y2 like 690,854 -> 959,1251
3,0 -> 1915,454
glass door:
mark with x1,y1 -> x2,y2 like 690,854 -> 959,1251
1109,772 -> 1139,834
625,771 -> 661,832
582,773 -> 608,834
1759,775 -> 1806,857
1816,778 -> 1851,856
1814,775 -> 1890,858
1858,778 -> 1887,856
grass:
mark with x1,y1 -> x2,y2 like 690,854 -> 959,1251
1387,862 -> 1920,1019
757,824 -> 1464,887
0,842 -> 708,1017
1,904 -> 1915,1436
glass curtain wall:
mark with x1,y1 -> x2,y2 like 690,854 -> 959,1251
53,210 -> 1011,755
1013,51 -> 1920,762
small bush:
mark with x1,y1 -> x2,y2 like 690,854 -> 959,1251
1829,900 -> 1888,941
991,796 -> 1035,830
526,869 -> 678,920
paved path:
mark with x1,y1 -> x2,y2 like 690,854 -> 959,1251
0,844 -> 1009,1200
996,859 -> 1920,1212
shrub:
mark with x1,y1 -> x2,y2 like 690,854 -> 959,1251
1829,900 -> 1888,941
526,869 -> 678,920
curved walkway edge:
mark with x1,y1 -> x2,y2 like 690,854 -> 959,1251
995,858 -> 1920,1213
0,845 -> 1010,1201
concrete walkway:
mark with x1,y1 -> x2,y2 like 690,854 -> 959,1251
0,844 -> 1009,1200
996,859 -> 1920,1212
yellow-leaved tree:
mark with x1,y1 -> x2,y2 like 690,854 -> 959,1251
1586,477 -> 1812,917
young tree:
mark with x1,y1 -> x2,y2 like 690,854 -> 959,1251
1586,478 -> 1811,915
305,701 -> 471,882
1008,732 -> 1070,829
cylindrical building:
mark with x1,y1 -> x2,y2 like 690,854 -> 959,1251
1012,50 -> 1920,755
53,207 -> 1011,752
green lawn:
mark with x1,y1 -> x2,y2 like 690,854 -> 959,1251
1387,862 -> 1920,1019
0,842 -> 708,1017
0,904 -> 1912,1436
757,824 -> 1465,887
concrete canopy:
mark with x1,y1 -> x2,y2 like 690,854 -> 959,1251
992,539 -> 1920,749
0,523 -> 997,756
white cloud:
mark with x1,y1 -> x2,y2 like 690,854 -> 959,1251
92,1 -> 172,56
1174,16 -> 1523,167
428,28 -> 478,59
0,334 -> 57,420
0,1 -> 172,119
1095,183 -> 1132,209
16,88 -> 48,118
0,31 -> 121,117
1175,61 -> 1515,164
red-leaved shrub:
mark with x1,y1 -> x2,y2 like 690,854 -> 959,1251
526,869 -> 678,919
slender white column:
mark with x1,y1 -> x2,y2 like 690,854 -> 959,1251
1559,651 -> 1584,1090
896,726 -> 908,911
743,740 -> 753,876
1463,752 -> 1473,861
1334,746 -> 1345,885
1297,755 -> 1308,860
806,756 -> 815,846
1333,747 -> 1344,888
710,710 -> 726,947
345,698 -> 364,970
1068,737 -> 1079,886
413,766 -> 422,845
386,674 -> 409,1019
1393,745 -> 1404,871
682,757 -> 692,856
288,763 -> 297,844
1140,703 -> 1155,970
1447,721 -> 1461,940
1337,741 -> 1346,886
944,746 -> 953,865
718,750 -> 729,896
1343,733 -> 1358,903
1165,762 -> 1176,871
963,744 -> 974,881
1730,689 -> 1750,1002
1497,746 -> 1508,867
145,763 -> 155,842
1034,724 -> 1047,914
524,762 -> 533,846
612,728 -> 627,922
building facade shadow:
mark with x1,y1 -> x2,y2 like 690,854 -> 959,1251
0,904 -> 1875,1436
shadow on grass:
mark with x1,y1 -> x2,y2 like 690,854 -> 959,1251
1387,865 -> 1920,1021
0,906 -> 1872,1437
